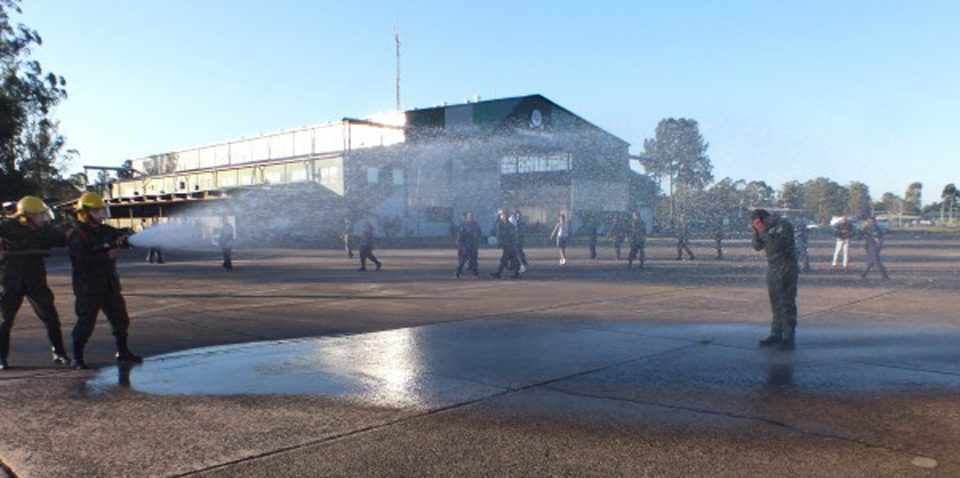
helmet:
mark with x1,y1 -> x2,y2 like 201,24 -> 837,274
16,196 -> 51,217
76,192 -> 107,210
75,192 -> 110,223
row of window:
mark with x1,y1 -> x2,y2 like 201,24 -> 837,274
500,153 -> 573,175
366,167 -> 405,186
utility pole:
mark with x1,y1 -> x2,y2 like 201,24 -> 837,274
395,26 -> 401,111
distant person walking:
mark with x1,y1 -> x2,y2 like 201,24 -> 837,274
627,212 -> 646,269
144,218 -> 165,264
217,218 -> 234,271
795,218 -> 811,272
610,216 -> 626,260
550,213 -> 570,266
860,217 -> 890,280
342,218 -> 354,259
714,224 -> 725,260
456,212 -> 481,278
357,221 -> 381,272
831,216 -> 853,272
510,210 -> 528,273
491,210 -> 520,279
676,223 -> 695,261
587,223 -> 599,260
751,209 -> 799,351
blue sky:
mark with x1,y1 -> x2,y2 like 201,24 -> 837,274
21,1 -> 959,203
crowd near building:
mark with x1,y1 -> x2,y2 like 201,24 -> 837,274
107,95 -> 654,243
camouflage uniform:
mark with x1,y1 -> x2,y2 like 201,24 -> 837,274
752,217 -> 799,344
627,219 -> 646,269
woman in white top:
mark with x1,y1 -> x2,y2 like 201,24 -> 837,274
550,213 -> 570,265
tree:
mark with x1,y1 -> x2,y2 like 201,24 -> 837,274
847,181 -> 872,218
742,180 -> 774,207
0,0 -> 70,202
802,177 -> 848,224
641,118 -> 713,227
780,180 -> 805,210
904,182 -> 923,215
941,183 -> 957,223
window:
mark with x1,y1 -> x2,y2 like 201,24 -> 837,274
367,167 -> 380,184
500,153 -> 571,174
500,157 -> 518,174
393,168 -> 405,185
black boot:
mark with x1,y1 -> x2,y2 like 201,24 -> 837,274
779,327 -> 796,351
51,347 -> 70,366
758,335 -> 782,347
0,357 -> 7,371
115,334 -> 143,363
72,353 -> 88,370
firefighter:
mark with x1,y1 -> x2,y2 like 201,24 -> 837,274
627,212 -> 646,269
491,210 -> 520,279
68,192 -> 142,369
752,209 -> 800,351
0,196 -> 70,370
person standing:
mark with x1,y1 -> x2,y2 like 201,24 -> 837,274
714,224 -> 725,260
357,221 -> 381,271
456,212 -> 481,278
68,192 -> 143,369
218,217 -> 234,271
0,196 -> 71,370
610,216 -> 626,260
342,217 -> 354,259
511,209 -> 528,273
794,218 -> 811,272
627,212 -> 647,269
144,217 -> 165,264
831,216 -> 853,272
751,209 -> 800,351
550,213 -> 570,266
588,223 -> 599,260
491,210 -> 520,279
860,217 -> 890,280
676,222 -> 695,261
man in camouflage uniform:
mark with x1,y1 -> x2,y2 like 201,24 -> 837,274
752,209 -> 800,351
627,212 -> 647,269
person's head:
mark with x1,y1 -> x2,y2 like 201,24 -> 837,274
632,211 -> 640,220
75,192 -> 109,225
15,196 -> 54,228
497,209 -> 506,220
465,211 -> 474,222
513,209 -> 521,218
560,212 -> 566,221
750,209 -> 772,230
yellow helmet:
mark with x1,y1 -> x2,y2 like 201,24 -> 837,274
16,196 -> 50,217
76,191 -> 107,210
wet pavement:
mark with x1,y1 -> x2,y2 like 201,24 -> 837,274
0,237 -> 959,477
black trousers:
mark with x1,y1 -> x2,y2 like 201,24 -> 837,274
628,242 -> 645,268
457,246 -> 479,275
146,248 -> 164,263
589,241 -> 598,259
1,278 -> 67,360
222,248 -> 233,270
72,290 -> 131,359
677,239 -> 695,260
614,240 -> 624,260
496,246 -> 519,276
359,245 -> 380,269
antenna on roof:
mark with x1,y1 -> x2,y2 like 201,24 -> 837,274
395,25 -> 401,112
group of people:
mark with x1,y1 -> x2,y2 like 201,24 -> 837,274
829,216 -> 889,280
0,192 -> 143,371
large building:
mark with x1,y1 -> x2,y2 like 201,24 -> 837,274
109,94 -> 649,242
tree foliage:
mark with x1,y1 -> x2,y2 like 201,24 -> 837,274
847,181 -> 872,219
0,0 -> 72,202
641,118 -> 713,227
904,182 -> 923,215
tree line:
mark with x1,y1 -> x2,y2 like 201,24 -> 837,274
640,118 -> 957,229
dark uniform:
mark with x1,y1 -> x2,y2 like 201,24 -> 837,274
588,224 -> 599,260
512,213 -> 528,269
714,226 -> 725,260
753,216 -> 800,348
456,220 -> 481,277
610,219 -> 626,260
0,219 -> 69,368
861,221 -> 889,280
358,225 -> 381,271
676,225 -> 695,260
627,218 -> 646,269
218,223 -> 234,271
68,221 -> 138,366
491,218 -> 520,279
